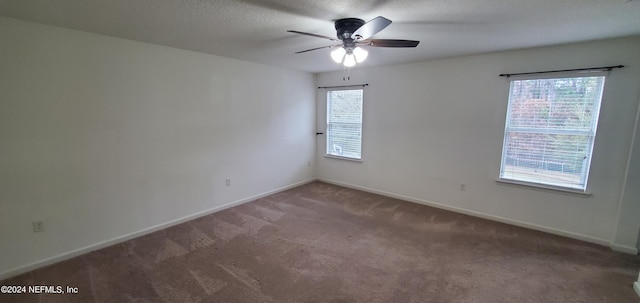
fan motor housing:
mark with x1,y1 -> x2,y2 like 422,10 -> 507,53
334,18 -> 365,41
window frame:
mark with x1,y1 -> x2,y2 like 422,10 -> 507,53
325,87 -> 364,162
497,72 -> 607,193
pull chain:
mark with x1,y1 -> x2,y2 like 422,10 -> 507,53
342,66 -> 351,81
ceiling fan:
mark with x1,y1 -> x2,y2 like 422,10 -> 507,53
288,16 -> 420,67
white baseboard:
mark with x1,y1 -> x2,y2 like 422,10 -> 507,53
609,244 -> 639,255
634,281 -> 640,299
318,178 -> 613,248
0,178 -> 316,281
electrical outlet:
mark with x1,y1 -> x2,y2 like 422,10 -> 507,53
460,184 -> 467,191
32,221 -> 44,232
225,178 -> 231,187
307,161 -> 312,167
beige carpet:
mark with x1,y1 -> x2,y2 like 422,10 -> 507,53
2,181 -> 639,302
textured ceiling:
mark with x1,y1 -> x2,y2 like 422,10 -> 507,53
1,0 -> 640,73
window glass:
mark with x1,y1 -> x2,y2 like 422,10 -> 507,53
500,76 -> 605,191
326,89 -> 363,160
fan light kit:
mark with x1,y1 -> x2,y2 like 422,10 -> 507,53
289,16 -> 419,68
331,46 -> 368,67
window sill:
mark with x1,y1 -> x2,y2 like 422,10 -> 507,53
496,178 -> 592,197
324,154 -> 362,162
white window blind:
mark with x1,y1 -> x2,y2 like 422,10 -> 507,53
499,75 -> 606,191
326,89 -> 363,160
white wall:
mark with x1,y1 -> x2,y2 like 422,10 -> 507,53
0,17 -> 316,278
613,96 -> 640,252
317,36 -> 640,251
635,271 -> 640,298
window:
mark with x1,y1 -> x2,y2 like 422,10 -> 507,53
326,89 -> 363,160
499,75 -> 606,191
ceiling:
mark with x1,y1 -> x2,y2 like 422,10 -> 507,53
1,0 -> 640,73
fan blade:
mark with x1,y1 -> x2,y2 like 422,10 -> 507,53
288,30 -> 338,41
295,45 -> 338,54
351,16 -> 392,40
364,39 -> 420,47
